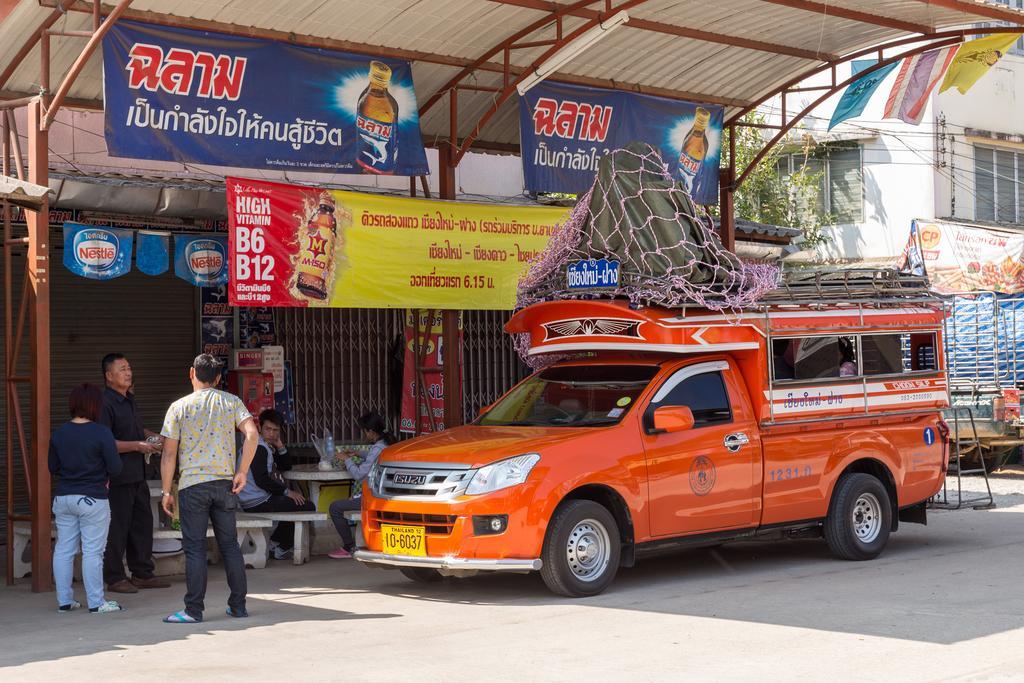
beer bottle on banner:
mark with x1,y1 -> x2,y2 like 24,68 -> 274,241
356,61 -> 399,175
678,107 -> 711,196
296,192 -> 337,300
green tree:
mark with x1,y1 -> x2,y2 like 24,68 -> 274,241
724,112 -> 830,248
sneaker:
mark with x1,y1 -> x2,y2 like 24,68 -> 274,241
58,600 -> 82,613
90,600 -> 123,614
226,607 -> 249,618
327,547 -> 352,559
272,545 -> 294,560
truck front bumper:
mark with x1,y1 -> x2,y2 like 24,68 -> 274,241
354,550 -> 542,572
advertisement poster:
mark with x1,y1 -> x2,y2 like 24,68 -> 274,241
239,307 -> 275,348
200,284 -> 233,366
227,177 -> 569,309
174,234 -> 229,287
518,81 -> 725,203
103,21 -> 429,175
399,310 -> 462,434
902,219 -> 1024,294
62,223 -> 133,280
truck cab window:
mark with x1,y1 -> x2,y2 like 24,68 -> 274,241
651,371 -> 732,427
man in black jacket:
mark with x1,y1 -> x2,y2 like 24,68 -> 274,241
236,409 -> 314,560
100,353 -> 170,593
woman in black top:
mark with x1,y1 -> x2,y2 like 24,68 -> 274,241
49,383 -> 123,614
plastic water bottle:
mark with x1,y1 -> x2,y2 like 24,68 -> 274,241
321,430 -> 335,470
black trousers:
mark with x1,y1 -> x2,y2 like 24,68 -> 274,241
103,480 -> 155,584
244,495 -> 315,549
178,480 -> 246,621
329,498 -> 361,551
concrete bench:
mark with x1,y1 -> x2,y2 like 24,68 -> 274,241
152,517 -> 274,570
11,522 -> 46,580
342,510 -> 364,548
237,511 -> 328,565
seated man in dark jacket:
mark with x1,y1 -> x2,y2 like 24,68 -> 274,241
236,409 -> 314,560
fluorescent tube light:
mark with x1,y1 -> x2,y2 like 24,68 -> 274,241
517,10 -> 629,96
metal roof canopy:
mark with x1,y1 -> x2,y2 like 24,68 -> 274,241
1,0 -> 1023,157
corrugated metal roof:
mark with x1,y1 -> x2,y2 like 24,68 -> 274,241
1,0 -> 1022,150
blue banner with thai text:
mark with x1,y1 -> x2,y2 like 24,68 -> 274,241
518,81 -> 724,204
174,235 -> 229,287
102,21 -> 429,176
62,223 -> 133,280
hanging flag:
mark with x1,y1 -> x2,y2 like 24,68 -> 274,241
883,46 -> 957,125
135,230 -> 170,276
940,33 -> 1023,95
62,222 -> 133,280
828,62 -> 899,130
851,59 -> 877,76
174,234 -> 229,287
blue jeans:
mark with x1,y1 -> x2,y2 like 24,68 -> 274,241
178,480 -> 247,620
53,495 -> 111,609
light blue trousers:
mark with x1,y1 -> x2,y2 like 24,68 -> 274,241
52,495 -> 111,610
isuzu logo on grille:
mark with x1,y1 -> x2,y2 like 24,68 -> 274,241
393,472 -> 427,486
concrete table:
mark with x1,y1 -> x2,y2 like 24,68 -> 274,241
282,465 -> 355,554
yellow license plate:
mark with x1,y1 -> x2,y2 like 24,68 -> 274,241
381,524 -> 426,557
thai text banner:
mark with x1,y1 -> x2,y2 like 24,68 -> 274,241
518,81 -> 724,204
904,219 -> 1024,294
103,21 -> 429,175
227,178 -> 569,309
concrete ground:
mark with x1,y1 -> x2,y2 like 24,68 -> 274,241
3,475 -> 1024,681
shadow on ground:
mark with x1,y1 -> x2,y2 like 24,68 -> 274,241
365,508 -> 1024,645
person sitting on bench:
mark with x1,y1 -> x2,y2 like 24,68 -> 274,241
237,409 -> 314,560
328,412 -> 393,559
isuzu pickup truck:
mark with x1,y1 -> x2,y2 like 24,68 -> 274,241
355,296 -> 949,596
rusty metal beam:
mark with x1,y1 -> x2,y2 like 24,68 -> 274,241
456,0 -> 652,165
488,0 -> 836,61
44,0 -> 511,76
2,108 -> 11,586
733,35 -> 964,189
6,111 -> 25,181
0,0 -> 76,92
726,25 -> 1024,128
42,0 -> 134,130
26,98 -> 51,593
907,0 -> 1024,24
755,0 -> 934,34
420,0 -> 604,116
0,90 -> 101,112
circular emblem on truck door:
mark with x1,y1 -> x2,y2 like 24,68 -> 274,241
689,456 -> 716,496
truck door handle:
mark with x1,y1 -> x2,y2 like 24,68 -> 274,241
724,433 -> 749,452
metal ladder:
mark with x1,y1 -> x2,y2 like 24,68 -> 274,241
930,406 -> 995,510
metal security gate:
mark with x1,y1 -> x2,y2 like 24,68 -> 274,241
276,308 -> 528,444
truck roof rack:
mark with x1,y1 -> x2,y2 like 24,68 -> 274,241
760,268 -> 936,305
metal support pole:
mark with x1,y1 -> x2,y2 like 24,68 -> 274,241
3,110 -> 11,585
27,99 -> 51,592
438,144 -> 463,429
718,126 -> 736,252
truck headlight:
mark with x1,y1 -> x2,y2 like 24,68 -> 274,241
466,454 -> 540,495
368,463 -> 382,492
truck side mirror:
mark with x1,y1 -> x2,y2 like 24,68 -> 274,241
652,406 -> 695,434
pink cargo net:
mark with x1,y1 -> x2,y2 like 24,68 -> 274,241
515,142 -> 780,364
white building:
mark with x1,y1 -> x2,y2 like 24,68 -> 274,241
768,25 -> 1024,262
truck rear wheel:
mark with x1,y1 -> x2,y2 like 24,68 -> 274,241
824,473 -> 892,561
540,500 -> 620,597
399,567 -> 444,583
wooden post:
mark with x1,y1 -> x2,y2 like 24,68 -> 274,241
719,125 -> 736,252
27,99 -> 51,592
438,145 -> 463,429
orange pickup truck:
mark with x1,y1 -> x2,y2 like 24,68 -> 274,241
355,296 -> 949,596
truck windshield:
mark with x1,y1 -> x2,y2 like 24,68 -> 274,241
478,365 -> 659,428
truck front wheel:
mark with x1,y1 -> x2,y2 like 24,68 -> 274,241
824,473 -> 892,561
540,500 -> 620,597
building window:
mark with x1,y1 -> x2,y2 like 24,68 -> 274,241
778,146 -> 863,224
975,146 -> 1023,223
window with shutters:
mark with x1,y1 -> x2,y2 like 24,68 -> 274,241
779,145 -> 863,224
974,145 -> 1022,224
